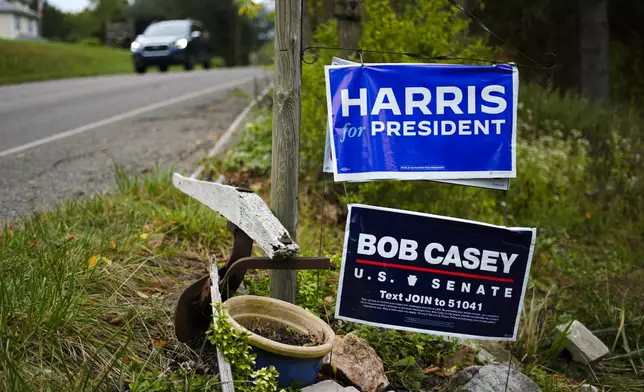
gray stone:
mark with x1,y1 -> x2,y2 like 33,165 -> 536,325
578,385 -> 599,392
456,338 -> 520,367
322,333 -> 389,392
302,380 -> 344,392
556,320 -> 610,364
477,341 -> 522,368
476,347 -> 496,365
450,365 -> 481,386
449,363 -> 541,392
344,387 -> 360,392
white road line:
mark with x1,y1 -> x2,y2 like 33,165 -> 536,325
190,83 -> 273,179
0,76 -> 256,158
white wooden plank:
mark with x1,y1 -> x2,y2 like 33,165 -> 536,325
173,173 -> 299,259
210,257 -> 235,392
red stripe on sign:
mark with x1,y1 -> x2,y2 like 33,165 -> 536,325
355,259 -> 514,283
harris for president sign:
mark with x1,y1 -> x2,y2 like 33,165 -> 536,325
324,63 -> 518,182
335,204 -> 536,340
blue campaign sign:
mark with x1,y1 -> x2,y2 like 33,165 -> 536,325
324,63 -> 518,182
335,204 -> 536,340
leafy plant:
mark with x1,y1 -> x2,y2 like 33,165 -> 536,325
206,303 -> 281,392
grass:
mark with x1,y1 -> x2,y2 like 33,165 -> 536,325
0,39 -> 226,85
0,39 -> 133,85
0,168 -> 234,391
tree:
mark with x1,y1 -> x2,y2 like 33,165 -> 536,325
335,0 -> 361,49
579,0 -> 610,101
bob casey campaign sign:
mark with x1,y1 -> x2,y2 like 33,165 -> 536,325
336,204 -> 536,340
324,63 -> 519,182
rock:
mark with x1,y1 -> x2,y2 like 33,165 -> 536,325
322,333 -> 389,392
449,364 -> 541,392
302,380 -> 344,392
450,365 -> 481,386
556,320 -> 610,364
475,347 -> 496,365
477,341 -> 522,367
579,385 -> 598,392
456,339 -> 516,366
301,381 -> 361,392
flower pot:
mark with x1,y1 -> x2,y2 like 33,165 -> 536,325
223,295 -> 335,388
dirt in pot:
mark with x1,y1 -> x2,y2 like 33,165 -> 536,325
243,318 -> 322,346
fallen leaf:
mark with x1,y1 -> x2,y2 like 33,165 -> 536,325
88,255 -> 99,268
110,240 -> 117,250
423,366 -> 441,374
183,251 -> 202,261
152,338 -> 167,348
552,374 -> 566,382
438,366 -> 457,377
64,233 -> 77,241
135,291 -> 149,299
148,234 -> 164,249
139,233 -> 149,240
585,211 -> 592,219
88,255 -> 111,268
105,314 -> 123,325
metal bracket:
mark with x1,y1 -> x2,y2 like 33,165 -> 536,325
174,219 -> 331,344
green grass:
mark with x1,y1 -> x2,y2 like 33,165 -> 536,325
0,40 -> 226,85
0,39 -> 133,85
0,168 -> 234,391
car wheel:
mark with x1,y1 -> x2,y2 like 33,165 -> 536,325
184,58 -> 194,71
159,65 -> 169,73
203,59 -> 211,70
135,65 -> 147,74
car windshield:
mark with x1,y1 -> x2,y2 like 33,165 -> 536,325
143,22 -> 189,37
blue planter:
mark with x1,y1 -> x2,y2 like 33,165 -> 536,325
223,296 -> 336,389
253,346 -> 325,388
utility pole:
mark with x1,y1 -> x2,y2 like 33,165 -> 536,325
269,0 -> 302,303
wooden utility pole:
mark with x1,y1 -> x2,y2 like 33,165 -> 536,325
269,0 -> 302,303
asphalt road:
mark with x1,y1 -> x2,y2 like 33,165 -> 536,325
0,67 -> 270,222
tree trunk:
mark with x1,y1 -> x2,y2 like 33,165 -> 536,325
335,0 -> 361,50
579,0 -> 610,101
302,0 -> 312,48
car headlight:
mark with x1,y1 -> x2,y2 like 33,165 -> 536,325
130,41 -> 141,52
174,38 -> 188,50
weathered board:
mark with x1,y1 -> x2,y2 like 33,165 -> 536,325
173,173 -> 299,259
209,257 -> 234,392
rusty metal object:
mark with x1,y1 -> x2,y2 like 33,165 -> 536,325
174,220 -> 331,344
219,256 -> 330,299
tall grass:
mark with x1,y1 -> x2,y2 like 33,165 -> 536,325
0,169 -> 231,391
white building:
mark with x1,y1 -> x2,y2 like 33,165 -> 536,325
0,0 -> 40,40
